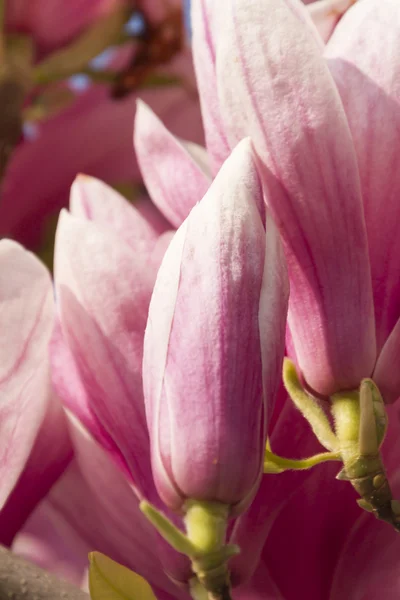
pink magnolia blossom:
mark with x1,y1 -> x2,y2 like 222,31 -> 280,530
143,139 -> 288,512
191,0 -> 400,401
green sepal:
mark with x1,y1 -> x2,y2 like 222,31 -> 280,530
360,379 -> 388,450
357,499 -> 374,513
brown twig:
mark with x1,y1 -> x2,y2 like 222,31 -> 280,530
0,546 -> 89,600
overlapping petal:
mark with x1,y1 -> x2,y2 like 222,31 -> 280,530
326,0 -> 400,353
191,0 -> 231,174
0,241 -> 71,543
54,209 -> 155,498
134,101 -> 211,228
308,0 -> 357,43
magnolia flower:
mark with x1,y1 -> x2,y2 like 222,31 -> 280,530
192,0 -> 400,402
188,0 -> 400,575
143,139 -> 288,514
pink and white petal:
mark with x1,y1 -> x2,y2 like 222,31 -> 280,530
373,317 -> 400,404
282,0 -> 324,48
308,0 -> 357,43
144,139 -> 267,508
54,211 -> 155,499
0,392 -> 72,546
191,0 -> 232,174
50,320 -> 131,479
70,175 -> 169,252
326,0 -> 400,351
0,241 -> 55,508
134,101 -> 211,228
215,0 -> 375,395
259,213 -> 289,419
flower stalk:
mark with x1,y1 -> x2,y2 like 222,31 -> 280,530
140,500 -> 238,600
273,359 -> 400,531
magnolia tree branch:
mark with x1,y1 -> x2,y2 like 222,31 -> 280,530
0,546 -> 89,600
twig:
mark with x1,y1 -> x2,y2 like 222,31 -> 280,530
0,546 -> 89,600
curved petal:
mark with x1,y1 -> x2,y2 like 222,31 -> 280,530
0,390 -> 72,546
54,211 -> 156,499
373,316 -> 400,404
191,0 -> 232,173
143,139 -> 285,512
214,0 -> 375,395
282,0 -> 324,48
70,175 -> 169,250
259,213 -> 289,419
308,0 -> 357,43
0,241 -> 71,545
12,498 -> 90,588
50,320 -> 131,480
326,0 -> 400,351
0,241 -> 53,507
134,101 -> 211,228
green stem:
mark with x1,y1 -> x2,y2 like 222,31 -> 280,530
264,449 -> 341,473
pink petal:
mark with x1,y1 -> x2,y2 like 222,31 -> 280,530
308,0 -> 358,43
144,139 -> 285,511
134,101 -> 211,228
0,241 -> 53,507
234,559 -> 285,600
0,241 -> 72,543
50,320 -> 131,479
282,0 -> 324,47
12,498 -> 90,588
54,210 -> 156,499
0,391 -> 72,546
259,213 -> 289,420
326,0 -> 400,351
191,0 -> 232,174
214,0 -> 375,395
70,174 -> 169,251
373,317 -> 400,404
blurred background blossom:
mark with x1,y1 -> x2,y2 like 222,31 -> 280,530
0,0 -> 203,262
